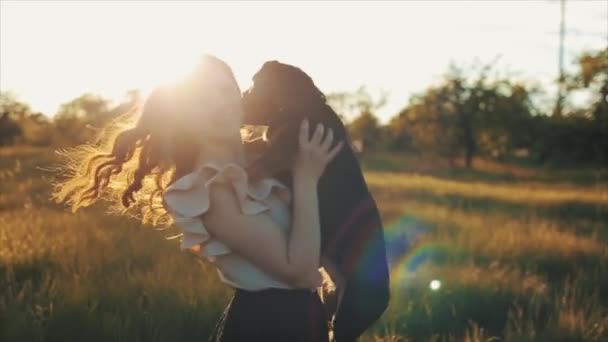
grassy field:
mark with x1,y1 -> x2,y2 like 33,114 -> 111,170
1,147 -> 607,341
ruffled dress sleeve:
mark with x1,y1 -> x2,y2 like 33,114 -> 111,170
162,163 -> 288,258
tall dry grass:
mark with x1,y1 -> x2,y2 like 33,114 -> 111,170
1,147 -> 607,341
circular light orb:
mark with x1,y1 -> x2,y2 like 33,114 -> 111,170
429,279 -> 441,291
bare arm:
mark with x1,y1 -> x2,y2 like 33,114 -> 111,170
203,183 -> 319,287
284,173 -> 321,286
203,120 -> 343,288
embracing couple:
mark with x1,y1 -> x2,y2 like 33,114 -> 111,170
54,55 -> 390,342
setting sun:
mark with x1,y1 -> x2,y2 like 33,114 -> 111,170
1,1 -> 608,341
1,1 -> 606,122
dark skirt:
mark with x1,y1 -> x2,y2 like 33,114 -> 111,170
209,287 -> 330,342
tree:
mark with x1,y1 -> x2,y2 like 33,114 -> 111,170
390,64 -> 537,167
327,86 -> 388,122
53,93 -> 116,145
0,92 -> 30,145
389,86 -> 458,163
386,111 -> 412,151
0,92 -> 56,146
20,112 -> 53,146
577,49 -> 607,164
0,112 -> 22,145
327,86 -> 389,151
348,110 -> 383,150
560,48 -> 608,164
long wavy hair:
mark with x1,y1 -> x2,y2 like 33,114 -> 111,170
53,55 -> 242,226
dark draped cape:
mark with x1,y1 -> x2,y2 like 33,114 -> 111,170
251,118 -> 390,341
242,60 -> 390,341
314,133 -> 390,341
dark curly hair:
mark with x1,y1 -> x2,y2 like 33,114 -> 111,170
242,61 -> 351,183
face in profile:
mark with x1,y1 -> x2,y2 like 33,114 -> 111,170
242,86 -> 277,126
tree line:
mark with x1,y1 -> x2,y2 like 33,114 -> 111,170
1,48 -> 606,167
333,48 -> 607,167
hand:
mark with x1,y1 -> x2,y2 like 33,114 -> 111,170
318,267 -> 339,318
293,120 -> 344,182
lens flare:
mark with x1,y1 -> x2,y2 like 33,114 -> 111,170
430,279 -> 441,291
384,215 -> 444,289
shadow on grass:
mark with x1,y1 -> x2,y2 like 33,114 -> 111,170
374,187 -> 608,231
363,154 -> 522,183
0,258 -> 227,342
381,281 -> 549,340
362,153 -> 608,186
1,296 -> 222,342
380,276 -> 608,341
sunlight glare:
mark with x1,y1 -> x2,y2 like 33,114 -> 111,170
145,53 -> 203,91
240,125 -> 269,142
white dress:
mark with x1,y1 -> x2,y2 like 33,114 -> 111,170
163,162 -> 320,292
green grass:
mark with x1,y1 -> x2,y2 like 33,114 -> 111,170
1,147 -> 607,341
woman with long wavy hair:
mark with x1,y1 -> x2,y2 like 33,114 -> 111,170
53,55 -> 343,342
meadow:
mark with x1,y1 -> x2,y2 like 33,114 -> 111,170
1,147 -> 607,341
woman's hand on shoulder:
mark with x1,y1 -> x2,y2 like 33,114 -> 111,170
293,120 -> 343,183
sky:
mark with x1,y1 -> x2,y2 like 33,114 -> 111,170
1,1 -> 606,123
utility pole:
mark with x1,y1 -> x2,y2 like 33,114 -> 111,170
553,0 -> 566,117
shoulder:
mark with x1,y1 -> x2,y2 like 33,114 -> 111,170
163,163 -> 288,223
205,182 -> 243,217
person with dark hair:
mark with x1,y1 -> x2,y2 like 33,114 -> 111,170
242,61 -> 391,341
